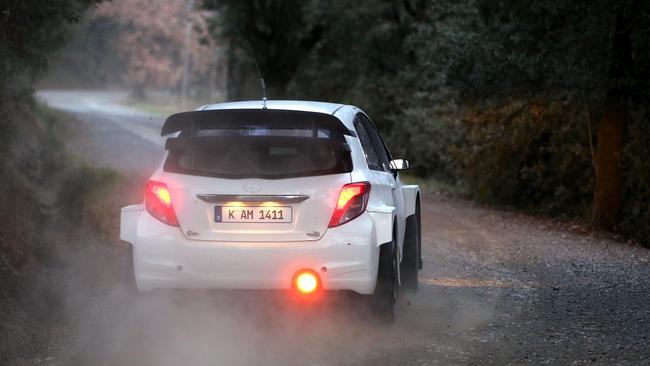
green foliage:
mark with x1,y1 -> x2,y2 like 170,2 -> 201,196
287,0 -> 415,126
203,0 -> 650,244
43,15 -> 123,88
400,173 -> 464,196
0,0 -> 100,149
455,102 -> 595,216
204,0 -> 421,132
621,108 -> 650,243
391,105 -> 463,180
204,0 -> 320,97
414,0 -> 648,242
0,101 -> 127,363
0,0 -> 104,270
57,164 -> 118,229
0,0 -> 93,80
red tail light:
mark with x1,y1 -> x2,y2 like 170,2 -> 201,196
145,180 -> 179,226
328,182 -> 371,227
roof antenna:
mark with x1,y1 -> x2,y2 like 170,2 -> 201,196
247,40 -> 267,109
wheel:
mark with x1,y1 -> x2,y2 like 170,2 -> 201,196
369,231 -> 399,322
402,198 -> 421,290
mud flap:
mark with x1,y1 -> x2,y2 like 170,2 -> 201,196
367,207 -> 394,247
120,204 -> 144,244
367,207 -> 399,286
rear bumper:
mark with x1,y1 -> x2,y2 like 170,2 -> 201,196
121,209 -> 381,294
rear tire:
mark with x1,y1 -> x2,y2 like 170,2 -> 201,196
369,233 -> 398,323
402,199 -> 421,290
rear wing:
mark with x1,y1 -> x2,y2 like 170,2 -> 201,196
161,109 -> 355,137
164,135 -> 351,152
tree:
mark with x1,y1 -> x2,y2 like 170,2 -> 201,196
592,1 -> 639,230
203,0 -> 321,99
92,0 -> 215,98
203,0 -> 426,133
0,0 -> 100,149
202,0 -> 650,242
405,0 -> 649,229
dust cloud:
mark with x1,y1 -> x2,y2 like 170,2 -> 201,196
30,90 -> 501,366
57,283 -> 403,365
49,249 -> 499,366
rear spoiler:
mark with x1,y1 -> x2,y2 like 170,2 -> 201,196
161,109 -> 355,137
164,135 -> 351,152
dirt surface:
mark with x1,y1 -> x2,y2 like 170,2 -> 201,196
31,90 -> 650,366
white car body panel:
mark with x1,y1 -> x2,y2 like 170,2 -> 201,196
401,184 -> 420,217
120,100 -> 419,295
127,210 -> 380,293
163,172 -> 350,242
120,204 -> 144,244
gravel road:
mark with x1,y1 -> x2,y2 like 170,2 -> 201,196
36,90 -> 650,366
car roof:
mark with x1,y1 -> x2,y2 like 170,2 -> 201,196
199,100 -> 347,115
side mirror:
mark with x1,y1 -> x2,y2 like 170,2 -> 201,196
389,159 -> 409,171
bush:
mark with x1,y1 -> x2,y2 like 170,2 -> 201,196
0,103 -> 108,363
454,101 -> 595,217
390,105 -> 463,181
621,108 -> 650,245
57,164 -> 120,240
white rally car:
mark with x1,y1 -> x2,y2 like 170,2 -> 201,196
120,100 -> 421,319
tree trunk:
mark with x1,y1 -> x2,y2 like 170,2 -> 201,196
591,2 -> 635,231
179,0 -> 195,109
592,103 -> 625,230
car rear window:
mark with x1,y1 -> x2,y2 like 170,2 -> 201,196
163,125 -> 352,179
195,125 -> 335,138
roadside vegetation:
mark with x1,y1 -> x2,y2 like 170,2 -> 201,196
400,174 -> 464,198
0,102 -> 132,363
0,0 -> 648,363
0,1 -> 132,362
47,0 -> 649,245
200,0 -> 649,245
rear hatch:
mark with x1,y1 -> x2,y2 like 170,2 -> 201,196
160,109 -> 354,242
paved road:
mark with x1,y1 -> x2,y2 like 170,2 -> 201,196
38,90 -> 650,366
37,89 -> 165,176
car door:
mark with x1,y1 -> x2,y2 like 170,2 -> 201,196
355,114 -> 406,252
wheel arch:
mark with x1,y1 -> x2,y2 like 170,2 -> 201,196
402,184 -> 420,218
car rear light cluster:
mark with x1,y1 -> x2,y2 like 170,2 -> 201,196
145,180 -> 179,226
328,182 -> 371,228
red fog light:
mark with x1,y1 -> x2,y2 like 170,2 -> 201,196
293,269 -> 321,294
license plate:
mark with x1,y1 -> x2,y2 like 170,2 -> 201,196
214,206 -> 292,223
